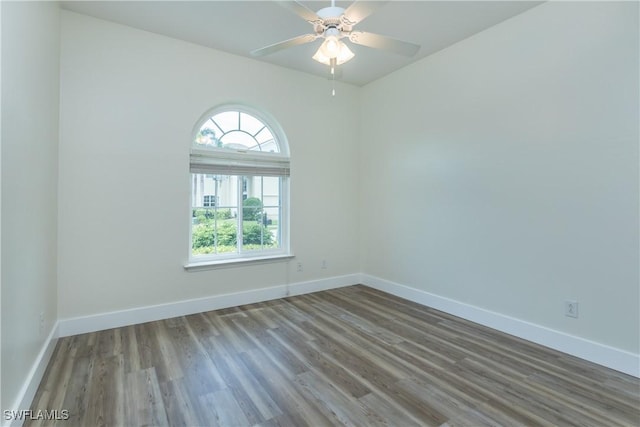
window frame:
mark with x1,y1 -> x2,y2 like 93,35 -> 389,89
186,104 -> 291,269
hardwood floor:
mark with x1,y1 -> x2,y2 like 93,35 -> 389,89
28,285 -> 639,426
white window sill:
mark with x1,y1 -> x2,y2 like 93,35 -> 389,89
184,254 -> 294,271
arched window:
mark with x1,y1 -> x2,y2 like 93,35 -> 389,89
189,105 -> 290,265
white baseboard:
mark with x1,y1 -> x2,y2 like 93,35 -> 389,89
5,322 -> 59,427
58,274 -> 359,337
361,274 -> 640,378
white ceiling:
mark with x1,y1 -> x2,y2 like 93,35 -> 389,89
60,1 -> 542,86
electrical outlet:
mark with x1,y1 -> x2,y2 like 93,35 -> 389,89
565,300 -> 579,318
296,262 -> 303,272
321,260 -> 327,269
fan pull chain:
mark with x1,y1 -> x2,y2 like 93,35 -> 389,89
331,58 -> 336,96
331,66 -> 336,96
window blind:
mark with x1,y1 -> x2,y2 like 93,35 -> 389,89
190,153 -> 290,177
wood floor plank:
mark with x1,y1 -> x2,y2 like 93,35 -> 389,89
58,355 -> 91,426
120,326 -> 141,374
267,325 -> 372,399
83,354 -> 125,427
124,367 -> 169,426
453,358 -> 603,426
233,317 -> 309,378
158,378 -> 204,427
239,349 -> 333,426
358,391 -> 424,427
27,285 -> 640,427
199,388 -> 251,427
293,371 -> 386,427
151,321 -> 185,383
164,322 -> 226,395
396,378 -> 505,427
216,354 -> 283,424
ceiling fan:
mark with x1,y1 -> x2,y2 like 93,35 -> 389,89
251,0 -> 421,69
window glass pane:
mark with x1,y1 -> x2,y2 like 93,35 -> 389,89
215,175 -> 239,254
211,111 -> 239,133
194,121 -> 222,148
262,176 -> 281,249
255,127 -> 274,144
240,112 -> 265,136
214,175 -> 238,210
219,130 -> 257,150
191,174 -> 239,256
242,176 -> 280,251
261,140 -> 278,153
192,207 -> 216,255
255,128 -> 277,153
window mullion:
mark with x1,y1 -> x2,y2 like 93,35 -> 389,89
279,178 -> 283,245
260,176 -> 265,249
237,175 -> 243,254
214,178 -> 219,254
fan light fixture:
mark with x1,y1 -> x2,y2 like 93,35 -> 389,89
312,36 -> 355,66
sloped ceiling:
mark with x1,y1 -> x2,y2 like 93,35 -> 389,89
61,1 -> 542,86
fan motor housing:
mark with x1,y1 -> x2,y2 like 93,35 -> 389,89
316,6 -> 344,20
315,6 -> 352,35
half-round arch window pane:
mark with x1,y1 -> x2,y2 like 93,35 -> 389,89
194,110 -> 280,153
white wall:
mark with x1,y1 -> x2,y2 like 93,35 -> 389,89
1,0 -> 60,413
360,1 -> 639,354
58,11 -> 360,319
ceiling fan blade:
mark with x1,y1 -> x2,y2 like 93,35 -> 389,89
275,1 -> 321,23
349,31 -> 420,57
343,1 -> 389,25
251,34 -> 318,57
